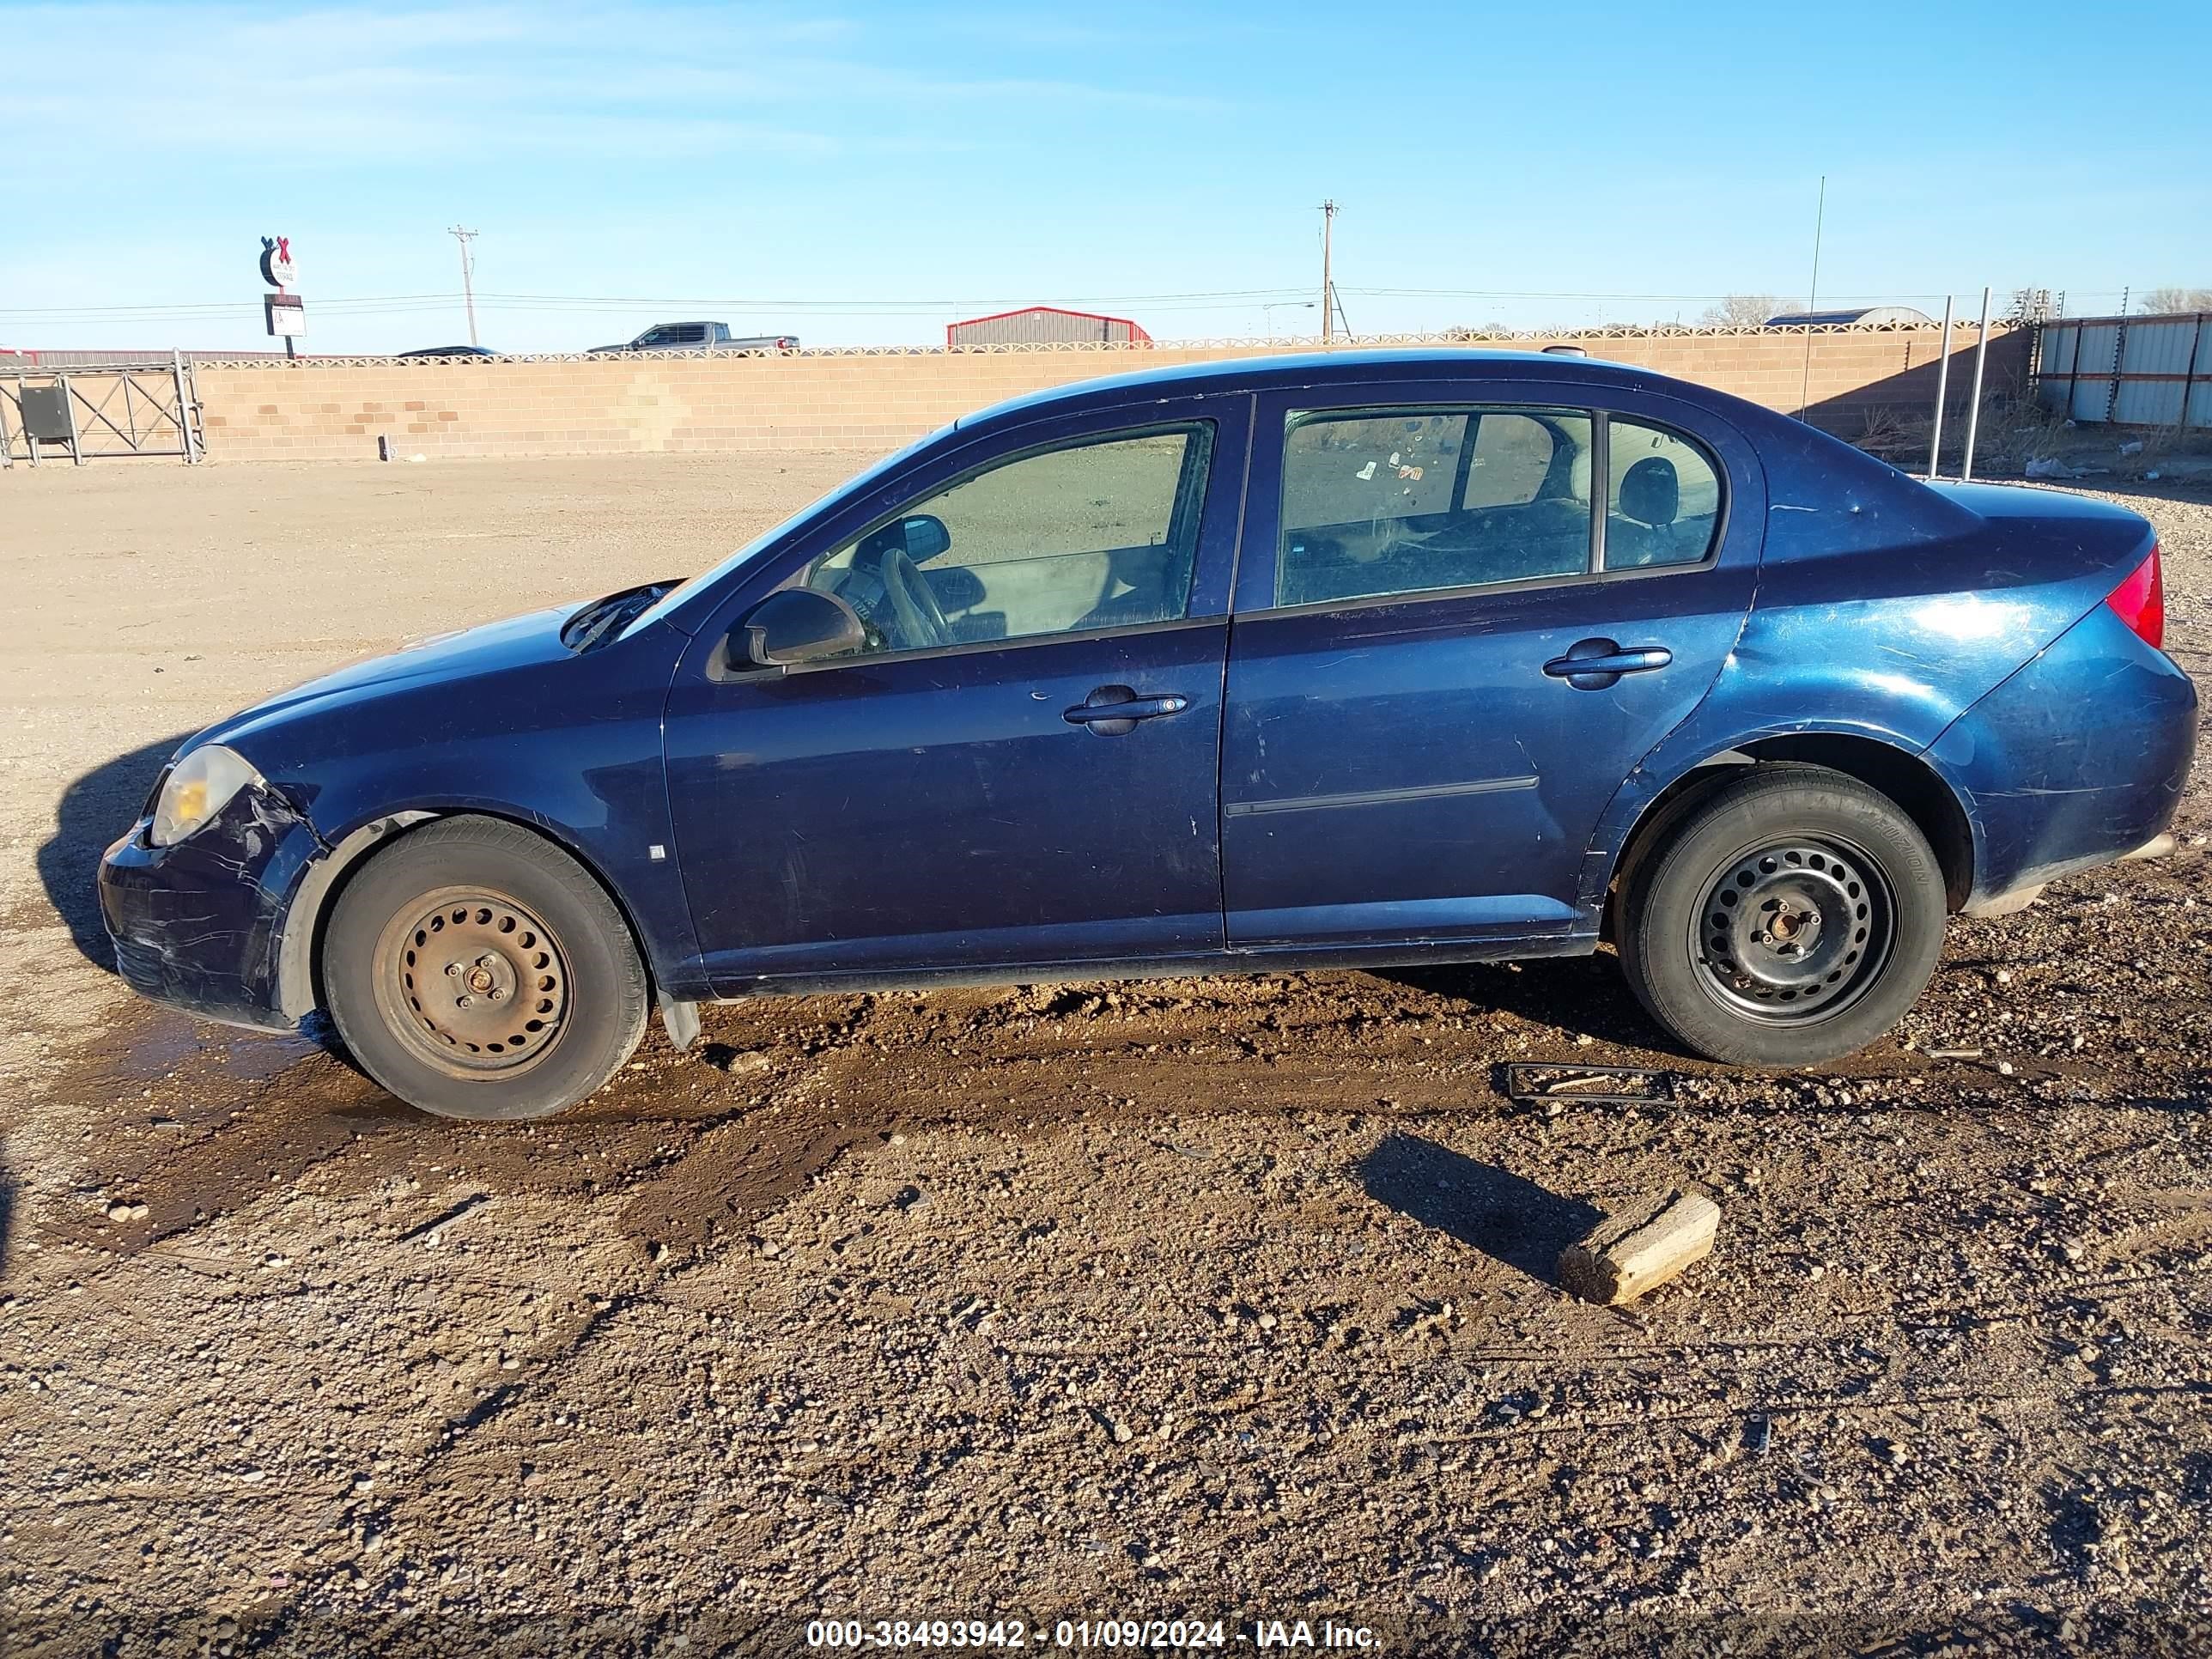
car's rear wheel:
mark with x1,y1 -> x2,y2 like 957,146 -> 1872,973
1618,768 -> 1946,1068
323,817 -> 648,1120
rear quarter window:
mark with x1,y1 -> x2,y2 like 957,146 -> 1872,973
1606,417 -> 1723,568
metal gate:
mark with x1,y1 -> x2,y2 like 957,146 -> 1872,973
1,354 -> 204,465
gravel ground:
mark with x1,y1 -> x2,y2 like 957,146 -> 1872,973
2,459 -> 2209,1657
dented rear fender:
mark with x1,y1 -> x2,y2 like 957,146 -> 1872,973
1926,602 -> 2197,908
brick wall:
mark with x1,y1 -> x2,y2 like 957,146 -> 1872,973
188,328 -> 2027,464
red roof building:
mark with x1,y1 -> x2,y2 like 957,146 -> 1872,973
946,306 -> 1152,347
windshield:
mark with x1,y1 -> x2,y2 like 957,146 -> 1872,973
618,431 -> 941,639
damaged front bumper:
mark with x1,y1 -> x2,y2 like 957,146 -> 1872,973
97,779 -> 326,1034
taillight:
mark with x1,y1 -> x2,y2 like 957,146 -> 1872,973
2105,545 -> 2165,651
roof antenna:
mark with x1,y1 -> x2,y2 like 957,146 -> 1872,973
1796,175 -> 1826,419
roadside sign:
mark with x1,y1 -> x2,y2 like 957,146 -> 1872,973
259,235 -> 296,290
259,238 -> 303,357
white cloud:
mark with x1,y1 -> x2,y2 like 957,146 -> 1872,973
1,1 -> 1223,174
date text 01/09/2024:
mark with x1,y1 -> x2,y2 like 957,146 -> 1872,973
803,1618 -> 1383,1650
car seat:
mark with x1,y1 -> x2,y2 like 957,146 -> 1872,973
1613,456 -> 1680,567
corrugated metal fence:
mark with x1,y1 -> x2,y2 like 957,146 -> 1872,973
2034,313 -> 2212,427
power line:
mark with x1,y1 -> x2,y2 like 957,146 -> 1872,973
0,285 -> 1320,322
1,284 -> 2143,321
0,283 -> 2145,328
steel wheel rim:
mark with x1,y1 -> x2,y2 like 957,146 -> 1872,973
374,887 -> 570,1076
1688,836 -> 1895,1025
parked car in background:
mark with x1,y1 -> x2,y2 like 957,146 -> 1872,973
589,322 -> 799,353
99,350 -> 2195,1120
398,345 -> 499,358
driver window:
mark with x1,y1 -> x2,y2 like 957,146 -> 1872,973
799,424 -> 1212,656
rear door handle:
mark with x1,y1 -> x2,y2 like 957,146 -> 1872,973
1542,639 -> 1672,690
1064,685 -> 1189,734
1064,696 -> 1187,723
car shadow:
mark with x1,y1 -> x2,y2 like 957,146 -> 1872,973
1358,1130 -> 1601,1283
38,732 -> 191,969
0,1163 -> 13,1280
1373,953 -> 1681,1054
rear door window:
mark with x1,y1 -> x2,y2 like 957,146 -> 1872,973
1278,407 -> 1595,607
1605,417 -> 1723,568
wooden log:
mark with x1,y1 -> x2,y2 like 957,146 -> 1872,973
1557,1185 -> 1720,1305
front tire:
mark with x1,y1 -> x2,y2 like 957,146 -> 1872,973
1619,768 -> 1946,1068
323,817 -> 648,1120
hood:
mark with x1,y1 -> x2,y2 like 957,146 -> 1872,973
185,604 -> 577,757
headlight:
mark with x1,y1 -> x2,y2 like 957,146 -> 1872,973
150,744 -> 264,848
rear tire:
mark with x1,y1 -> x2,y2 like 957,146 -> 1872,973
1618,768 -> 1945,1068
323,817 -> 648,1120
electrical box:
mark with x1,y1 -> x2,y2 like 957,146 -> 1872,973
18,385 -> 72,443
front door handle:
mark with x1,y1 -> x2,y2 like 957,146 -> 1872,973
1063,684 -> 1189,736
1542,638 -> 1672,690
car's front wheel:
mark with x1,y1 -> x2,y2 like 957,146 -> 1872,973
1618,768 -> 1947,1068
323,817 -> 648,1119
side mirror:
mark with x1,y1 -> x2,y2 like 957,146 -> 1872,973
735,588 -> 865,668
897,514 -> 951,562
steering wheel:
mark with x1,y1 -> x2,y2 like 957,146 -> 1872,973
878,547 -> 952,650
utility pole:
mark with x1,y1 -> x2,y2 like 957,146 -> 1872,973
1319,199 -> 1337,344
448,225 -> 480,348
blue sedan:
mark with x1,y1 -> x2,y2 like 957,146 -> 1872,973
99,351 -> 2197,1119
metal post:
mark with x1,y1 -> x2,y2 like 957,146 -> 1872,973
0,380 -> 14,469
2179,313 -> 2205,433
2106,287 -> 2128,425
1927,296 -> 1954,479
186,358 -> 204,461
173,350 -> 199,464
1960,285 -> 1992,483
61,373 -> 83,465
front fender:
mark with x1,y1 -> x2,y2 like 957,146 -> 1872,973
265,781 -> 711,1016
222,641 -> 708,1012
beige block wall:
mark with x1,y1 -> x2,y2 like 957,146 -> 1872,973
189,329 -> 2027,464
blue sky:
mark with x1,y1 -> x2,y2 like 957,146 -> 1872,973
3,0 -> 2209,354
